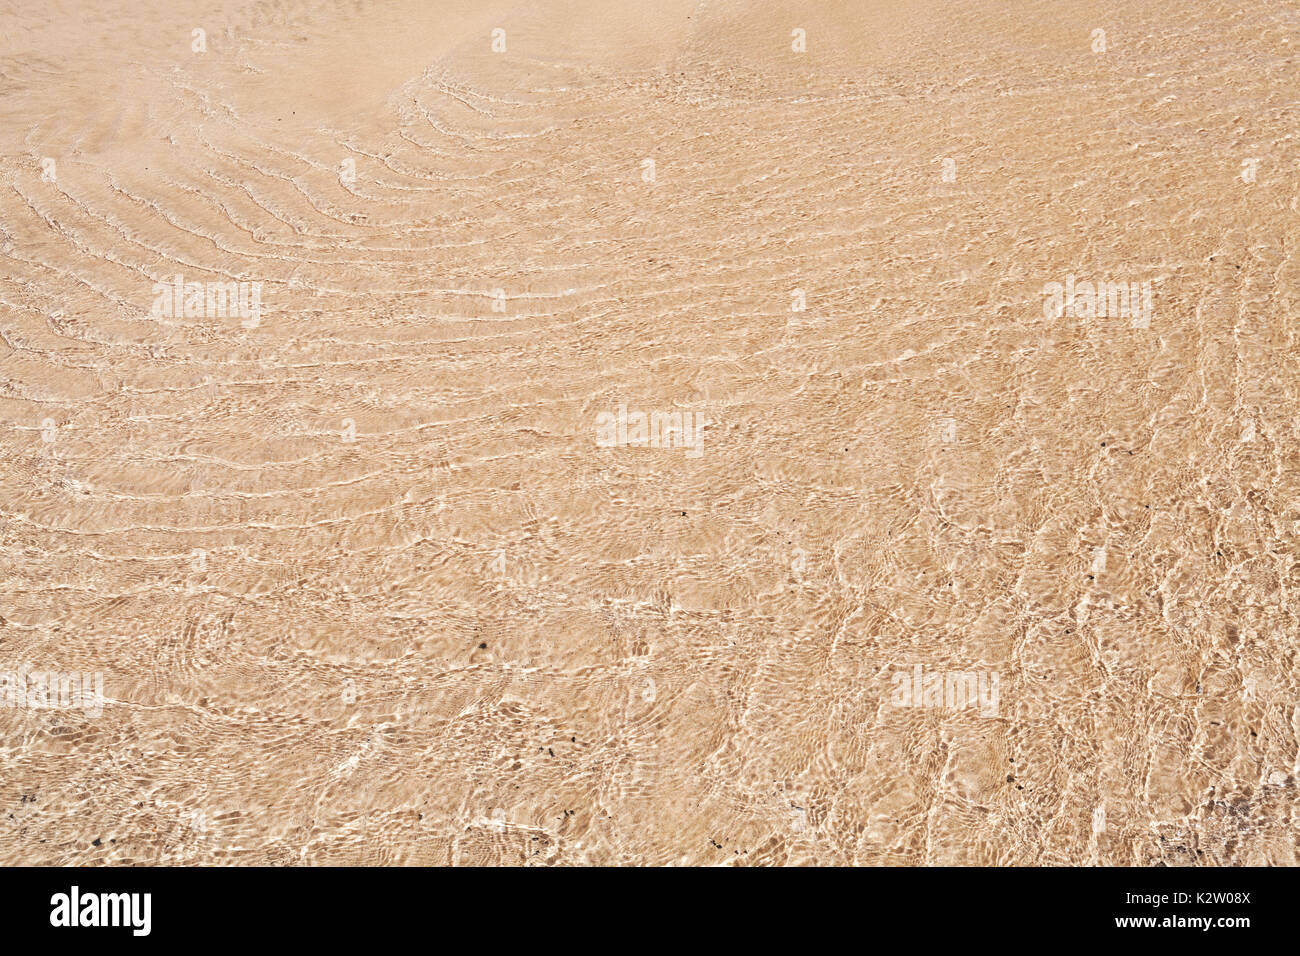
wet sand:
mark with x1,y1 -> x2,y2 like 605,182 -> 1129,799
1,0 -> 1298,865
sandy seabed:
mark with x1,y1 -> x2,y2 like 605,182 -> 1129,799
1,0 -> 1298,866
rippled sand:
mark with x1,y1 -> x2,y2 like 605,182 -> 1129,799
2,0 -> 1298,865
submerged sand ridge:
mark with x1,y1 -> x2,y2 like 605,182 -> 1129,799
0,0 -> 1298,865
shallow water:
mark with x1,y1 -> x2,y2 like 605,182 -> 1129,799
1,0 -> 1297,865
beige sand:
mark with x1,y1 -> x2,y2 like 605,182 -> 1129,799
1,0 -> 1298,865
